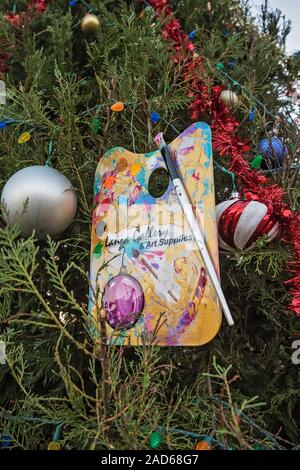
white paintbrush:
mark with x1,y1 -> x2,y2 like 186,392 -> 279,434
155,133 -> 234,327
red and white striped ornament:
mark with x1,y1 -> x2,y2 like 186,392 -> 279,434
216,196 -> 280,251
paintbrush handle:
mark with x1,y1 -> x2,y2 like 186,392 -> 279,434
159,142 -> 234,326
172,178 -> 234,326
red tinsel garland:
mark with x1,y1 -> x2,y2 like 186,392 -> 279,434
1,2 -> 49,76
30,0 -> 50,13
5,0 -> 50,27
148,0 -> 300,316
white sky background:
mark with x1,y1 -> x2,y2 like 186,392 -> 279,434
251,1 -> 300,53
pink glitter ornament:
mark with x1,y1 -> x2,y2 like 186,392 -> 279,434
102,274 -> 144,330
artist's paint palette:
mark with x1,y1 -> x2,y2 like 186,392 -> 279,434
89,122 -> 222,345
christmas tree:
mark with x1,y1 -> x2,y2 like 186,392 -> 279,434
0,0 -> 300,450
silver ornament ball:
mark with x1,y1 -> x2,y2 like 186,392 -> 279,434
1,165 -> 77,238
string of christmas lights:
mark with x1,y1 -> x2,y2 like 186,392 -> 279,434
3,398 -> 300,450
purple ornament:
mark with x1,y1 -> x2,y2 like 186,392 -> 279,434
102,274 -> 144,330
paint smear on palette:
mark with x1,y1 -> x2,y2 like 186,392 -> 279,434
130,163 -> 141,176
103,173 -> 116,189
202,178 -> 210,196
117,158 -> 128,172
